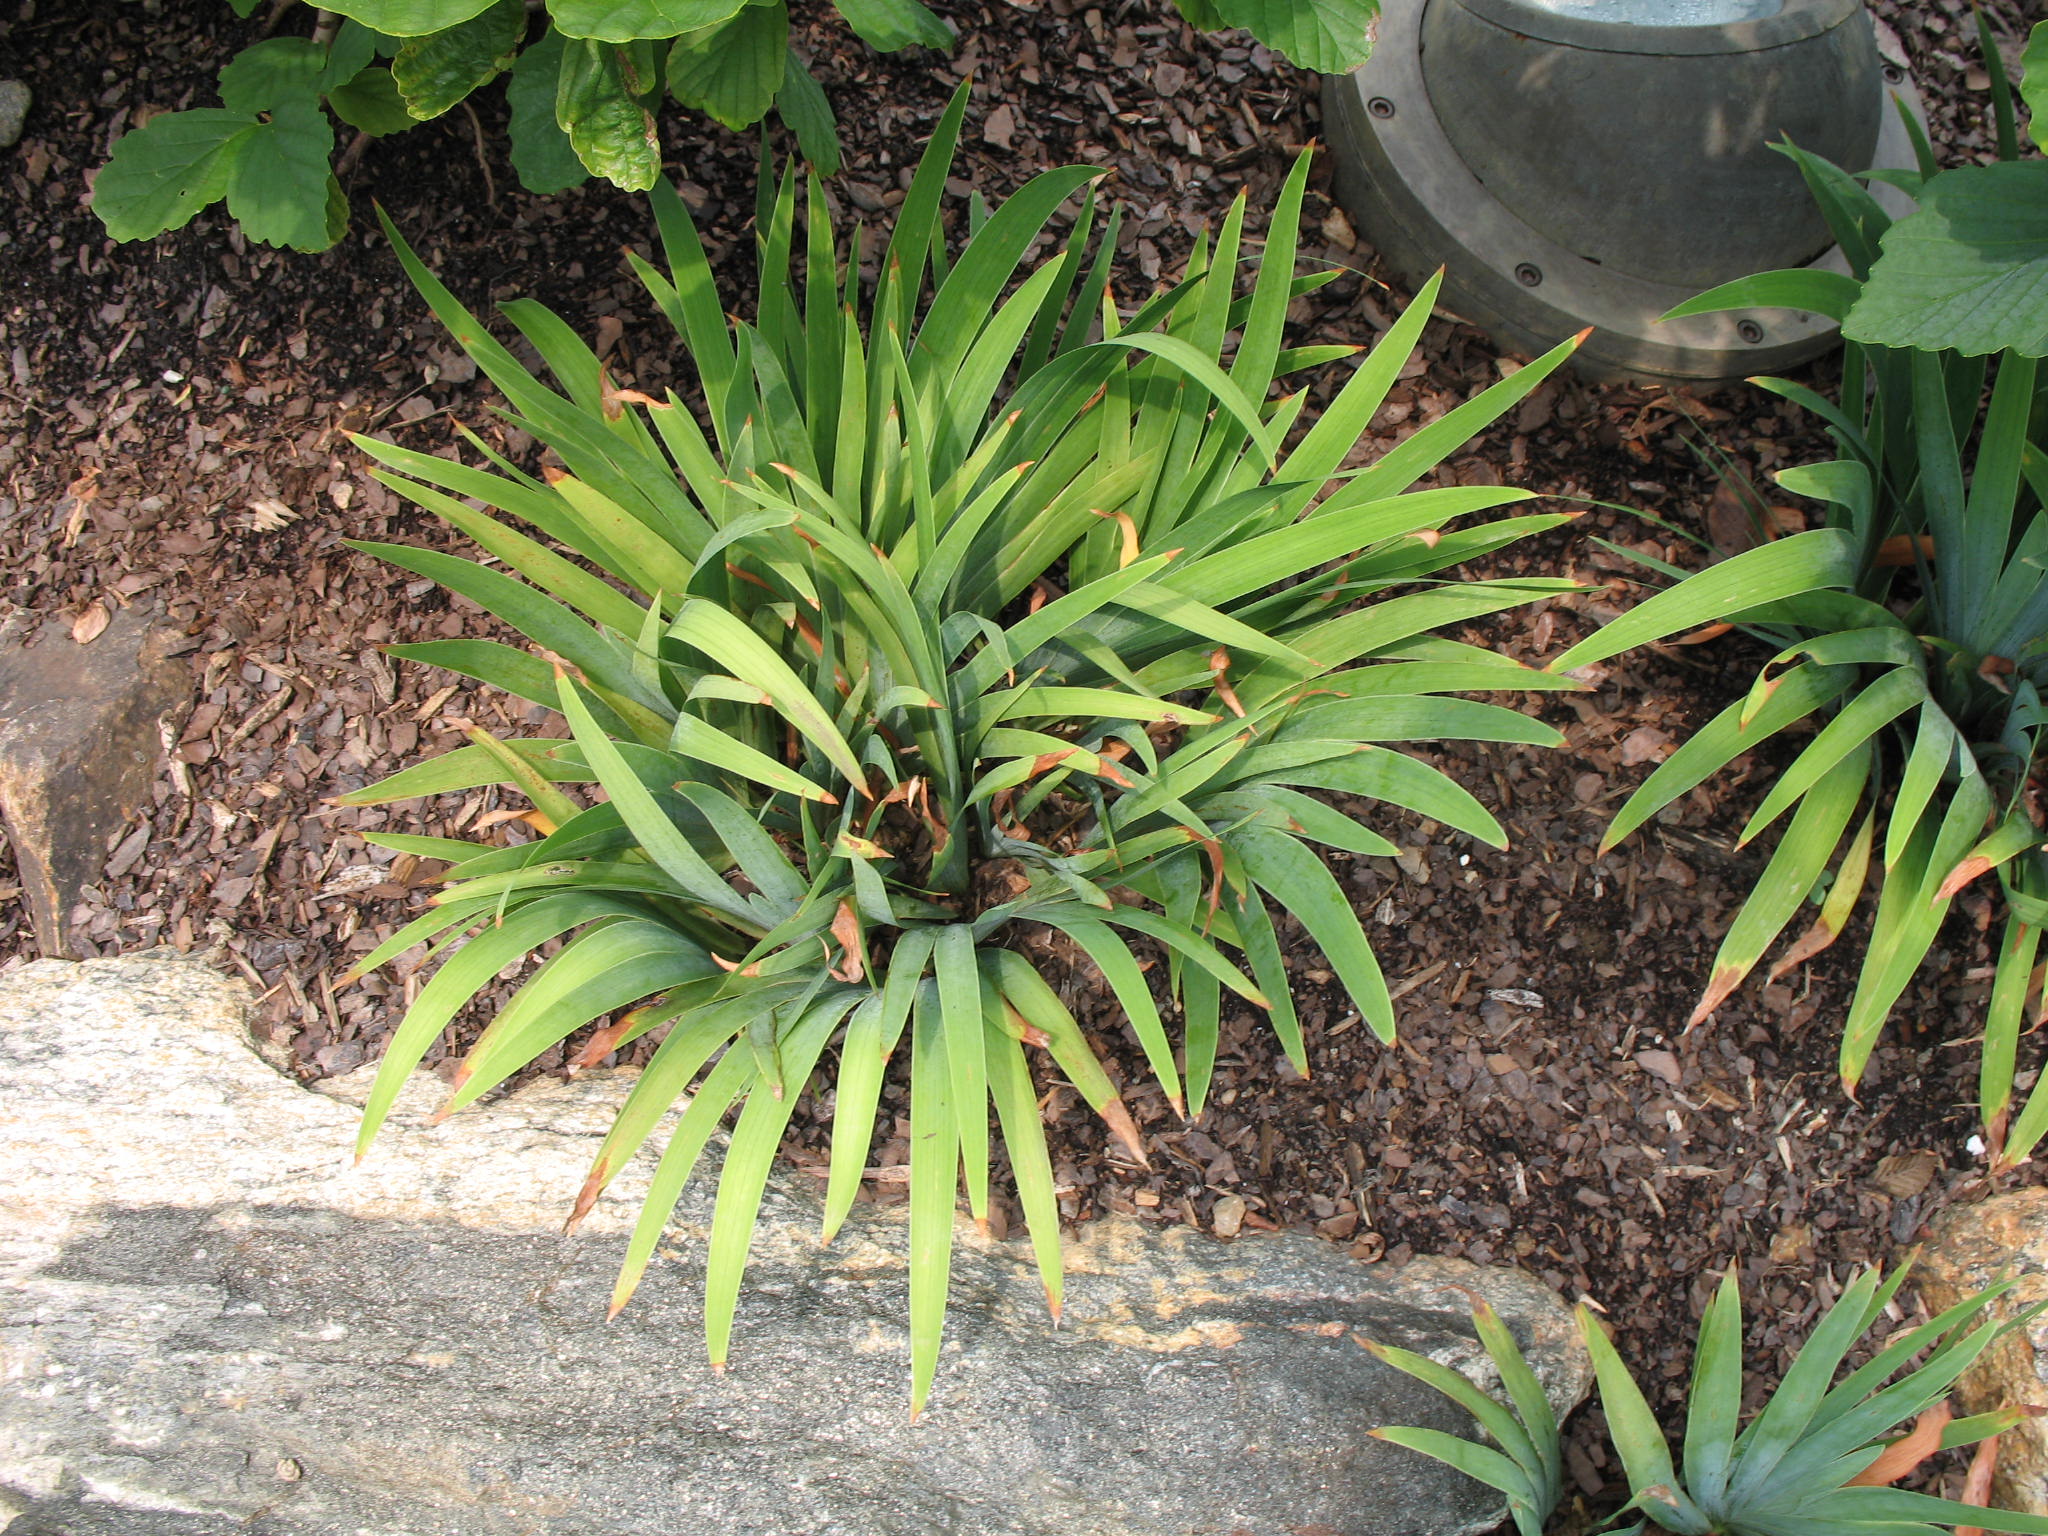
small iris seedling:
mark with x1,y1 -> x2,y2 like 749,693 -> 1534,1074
1374,1263 -> 2048,1536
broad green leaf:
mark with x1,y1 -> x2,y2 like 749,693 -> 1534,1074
322,20 -> 382,89
669,4 -> 787,130
1214,0 -> 1379,73
506,27 -> 588,191
393,0 -> 527,118
775,50 -> 840,174
549,0 -> 749,41
94,109 -> 255,242
1844,161 -> 2048,357
832,0 -> 952,51
322,0 -> 500,36
225,98 -> 345,252
327,67 -> 416,135
218,38 -> 329,113
557,37 -> 662,191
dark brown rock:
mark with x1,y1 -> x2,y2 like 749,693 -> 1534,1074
0,605 -> 188,956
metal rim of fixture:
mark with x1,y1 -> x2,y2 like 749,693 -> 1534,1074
1323,0 -> 1926,382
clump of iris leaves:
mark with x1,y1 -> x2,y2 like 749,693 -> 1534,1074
338,84 -> 1583,1410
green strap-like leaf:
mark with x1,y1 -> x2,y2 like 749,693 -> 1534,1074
704,993 -> 850,1366
1738,668 -> 1921,844
1235,822 -> 1394,1042
354,890 -> 642,1151
821,932 -> 928,1242
985,1012 -> 1065,1318
1663,269 -> 1862,325
556,675 -> 762,924
1578,1309 -> 1690,1521
1694,744 -> 1868,1027
1548,529 -> 1859,674
669,598 -> 867,789
611,1042 -> 756,1316
908,982 -> 957,1418
1369,1427 -> 1535,1509
1683,1271 -> 1745,1507
336,738 -> 588,805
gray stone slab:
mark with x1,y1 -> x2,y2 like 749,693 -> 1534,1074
0,952 -> 1590,1536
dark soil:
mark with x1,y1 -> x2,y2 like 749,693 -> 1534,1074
1,0 -> 2042,1513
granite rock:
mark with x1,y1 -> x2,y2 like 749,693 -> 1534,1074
0,605 -> 188,955
1920,1189 -> 2048,1513
0,82 -> 26,150
0,951 -> 1591,1536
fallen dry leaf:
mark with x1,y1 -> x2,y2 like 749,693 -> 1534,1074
70,601 -> 110,644
1620,726 -> 1674,767
1869,1151 -> 1938,1199
1848,1403 -> 1951,1487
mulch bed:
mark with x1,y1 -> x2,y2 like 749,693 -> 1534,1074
1,0 -> 2042,1510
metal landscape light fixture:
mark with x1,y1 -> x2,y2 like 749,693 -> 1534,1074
1324,0 -> 1922,380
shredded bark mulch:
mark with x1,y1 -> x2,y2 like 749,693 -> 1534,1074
1,0 -> 2041,1512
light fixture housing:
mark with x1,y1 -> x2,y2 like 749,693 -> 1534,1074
1323,0 -> 1923,381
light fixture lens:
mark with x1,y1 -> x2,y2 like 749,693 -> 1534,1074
1520,0 -> 1785,23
